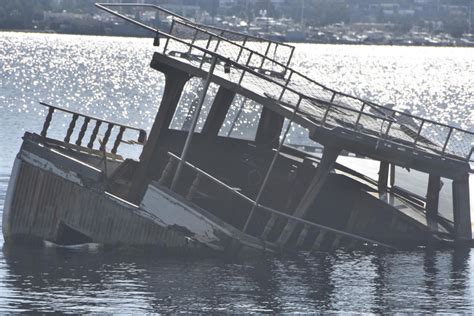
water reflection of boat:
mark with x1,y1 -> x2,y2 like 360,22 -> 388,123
2,3 -> 473,256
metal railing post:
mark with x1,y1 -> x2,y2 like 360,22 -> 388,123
243,96 -> 303,232
214,37 -> 221,53
442,127 -> 453,155
163,19 -> 175,54
246,51 -> 253,67
258,42 -> 271,69
170,56 -> 218,191
413,120 -> 425,146
354,102 -> 366,127
467,146 -> 474,162
384,121 -> 393,136
187,29 -> 198,53
236,36 -> 247,63
286,46 -> 295,68
199,35 -> 213,68
321,104 -> 332,126
278,70 -> 293,101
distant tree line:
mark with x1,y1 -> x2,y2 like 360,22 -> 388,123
0,0 -> 471,38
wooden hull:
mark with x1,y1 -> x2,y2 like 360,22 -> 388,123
1,137 -> 448,254
2,138 -> 273,255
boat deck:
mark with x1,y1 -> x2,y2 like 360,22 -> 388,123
116,14 -> 469,178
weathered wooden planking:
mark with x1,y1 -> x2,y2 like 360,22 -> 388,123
3,147 -> 191,250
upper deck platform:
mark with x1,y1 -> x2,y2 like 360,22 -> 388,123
97,3 -> 474,180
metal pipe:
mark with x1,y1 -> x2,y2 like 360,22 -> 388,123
354,103 -> 366,127
236,37 -> 247,63
170,56 -> 218,191
95,4 -> 396,126
259,42 -> 272,69
96,2 -> 474,163
199,35 -> 213,68
97,3 -> 474,138
442,127 -> 453,155
278,70 -> 293,101
321,104 -> 332,126
95,3 -> 157,33
413,120 -> 425,145
286,46 -> 295,68
257,204 -> 396,249
467,146 -> 474,162
243,96 -> 303,232
384,121 -> 393,136
163,19 -> 175,53
166,152 -> 396,250
188,29 -> 198,53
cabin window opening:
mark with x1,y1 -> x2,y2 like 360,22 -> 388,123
169,77 -> 218,133
280,121 -> 321,153
391,169 -> 454,218
218,94 -> 262,140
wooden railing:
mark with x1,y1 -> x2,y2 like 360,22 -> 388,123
159,152 -> 396,250
39,102 -> 147,154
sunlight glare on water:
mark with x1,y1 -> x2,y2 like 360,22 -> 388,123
0,32 -> 473,313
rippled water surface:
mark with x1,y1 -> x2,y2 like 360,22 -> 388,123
0,32 -> 473,313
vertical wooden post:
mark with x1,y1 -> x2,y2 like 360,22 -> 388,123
100,123 -> 114,151
200,86 -> 236,138
171,56 -> 218,191
277,146 -> 341,246
76,117 -> 90,146
129,68 -> 190,203
452,174 -> 472,242
87,121 -> 102,149
254,106 -> 285,148
378,161 -> 390,193
111,126 -> 126,154
426,174 -> 441,233
389,163 -> 396,187
64,114 -> 79,143
261,158 -> 314,239
243,97 -> 303,233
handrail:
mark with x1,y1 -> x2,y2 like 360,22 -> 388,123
268,93 -> 396,124
366,101 -> 474,136
96,3 -> 294,48
173,19 -> 287,74
168,17 -> 474,161
95,4 -> 390,121
40,102 -> 146,134
95,2 -> 295,68
165,152 -> 397,250
165,19 -> 474,161
169,18 -> 390,118
39,102 -> 147,154
95,2 -> 474,162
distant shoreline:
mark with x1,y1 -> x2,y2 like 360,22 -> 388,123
1,29 -> 473,48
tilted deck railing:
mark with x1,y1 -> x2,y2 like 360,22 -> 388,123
95,3 -> 295,68
39,102 -> 147,155
163,18 -> 474,162
159,152 -> 396,250
96,3 -> 474,164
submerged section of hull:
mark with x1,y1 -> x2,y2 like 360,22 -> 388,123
2,142 -> 192,252
1,137 -> 455,255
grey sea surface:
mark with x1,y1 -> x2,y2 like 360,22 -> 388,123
0,31 -> 473,313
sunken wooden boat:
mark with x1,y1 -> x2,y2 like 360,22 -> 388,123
3,3 -> 473,254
